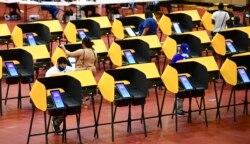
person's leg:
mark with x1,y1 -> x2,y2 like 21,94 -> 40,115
52,115 -> 64,134
177,97 -> 184,115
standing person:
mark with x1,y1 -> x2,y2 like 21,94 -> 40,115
60,37 -> 97,75
172,43 -> 191,116
41,0 -> 59,20
138,10 -> 158,36
45,57 -> 74,134
211,3 -> 230,36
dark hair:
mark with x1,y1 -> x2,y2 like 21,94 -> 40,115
234,16 -> 240,24
218,3 -> 224,10
145,10 -> 153,18
57,57 -> 68,64
82,37 -> 94,48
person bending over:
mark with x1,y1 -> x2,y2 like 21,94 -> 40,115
41,0 -> 59,20
138,10 -> 158,36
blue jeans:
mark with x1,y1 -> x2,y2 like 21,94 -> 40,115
41,5 -> 59,19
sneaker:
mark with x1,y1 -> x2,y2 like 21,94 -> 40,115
51,120 -> 60,134
177,110 -> 186,116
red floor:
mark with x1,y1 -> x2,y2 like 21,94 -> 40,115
0,3 -> 250,144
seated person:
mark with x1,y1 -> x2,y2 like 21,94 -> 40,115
233,16 -> 244,27
81,5 -> 99,17
45,57 -> 74,134
172,43 -> 190,63
172,43 -> 191,116
138,10 -> 158,36
41,0 -> 59,19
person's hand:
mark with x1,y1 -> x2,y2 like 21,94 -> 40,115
58,45 -> 66,51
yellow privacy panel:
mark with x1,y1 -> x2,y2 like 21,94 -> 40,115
0,24 -> 11,36
108,42 -> 122,67
64,22 -> 77,43
111,19 -> 124,40
201,11 -> 214,32
220,58 -> 237,86
162,36 -> 177,60
12,26 -> 23,47
51,46 -> 67,66
30,80 -> 47,111
92,39 -> 108,53
211,33 -> 226,56
158,15 -> 172,36
63,70 -> 97,87
98,72 -> 115,102
161,65 -> 178,93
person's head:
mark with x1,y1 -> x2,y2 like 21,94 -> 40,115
245,4 -> 250,11
57,57 -> 68,71
145,10 -> 153,18
180,43 -> 190,54
234,16 -> 241,24
82,37 -> 94,49
218,3 -> 224,10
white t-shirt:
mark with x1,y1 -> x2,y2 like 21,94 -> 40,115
45,65 -> 75,77
212,10 -> 230,32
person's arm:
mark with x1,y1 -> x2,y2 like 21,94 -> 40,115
60,45 -> 82,57
140,19 -> 151,36
141,27 -> 149,36
211,12 -> 216,24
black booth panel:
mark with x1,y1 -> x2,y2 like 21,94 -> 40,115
38,76 -> 82,102
230,55 -> 250,70
229,55 -> 250,89
0,49 -> 34,83
170,62 -> 209,89
70,19 -> 101,39
115,39 -> 150,63
106,68 -> 148,106
64,43 -> 82,52
17,23 -> 51,45
38,76 -> 82,115
170,34 -> 203,57
117,16 -> 144,30
166,13 -> 193,31
219,30 -> 249,53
